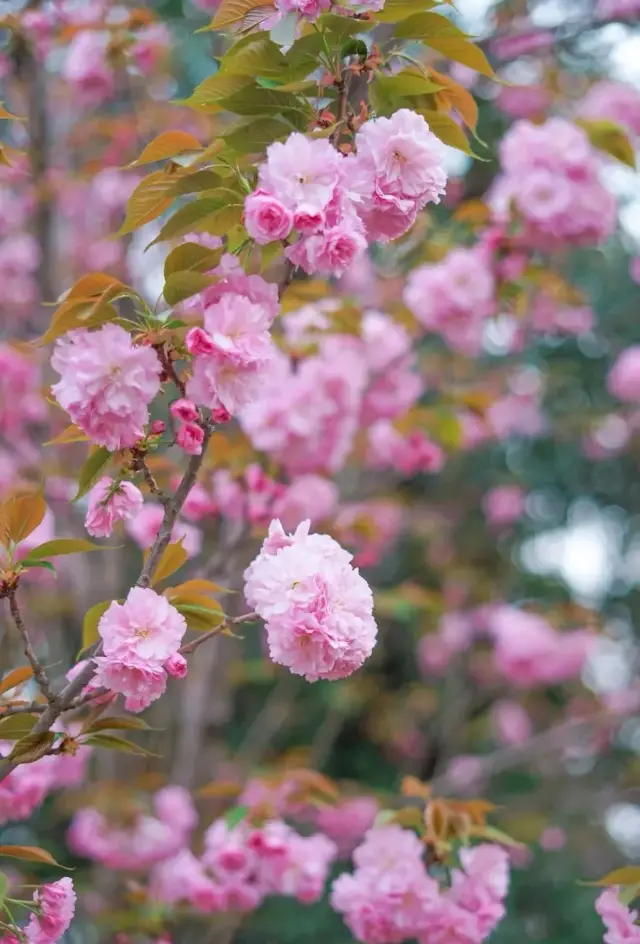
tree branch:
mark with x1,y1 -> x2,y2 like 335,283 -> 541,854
7,591 -> 56,707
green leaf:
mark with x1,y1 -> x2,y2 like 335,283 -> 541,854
83,716 -> 153,734
164,271 -> 218,307
164,242 -> 223,280
224,805 -> 249,829
341,38 -> 369,59
8,731 -> 56,764
576,118 -> 636,169
82,599 -> 114,651
0,713 -> 38,740
395,13 -> 495,77
418,109 -> 486,158
0,845 -> 68,868
151,193 -> 245,245
582,866 -> 640,887
223,117 -> 292,153
218,86 -> 310,121
72,447 -> 112,502
175,603 -> 225,628
317,12 -> 376,41
84,733 -> 160,757
0,871 -> 8,908
220,36 -> 289,78
24,538 -> 104,561
182,73 -> 254,110
20,559 -> 57,573
375,0 -> 439,21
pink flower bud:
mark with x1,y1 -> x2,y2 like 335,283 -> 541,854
170,399 -> 199,423
293,204 -> 325,234
186,327 -> 217,356
176,422 -> 205,456
212,406 -> 231,424
164,653 -> 188,679
150,420 -> 166,436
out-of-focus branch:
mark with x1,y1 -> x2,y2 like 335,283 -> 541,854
7,591 -> 56,707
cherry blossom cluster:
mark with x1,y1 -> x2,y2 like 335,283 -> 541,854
331,826 -> 510,944
596,887 -> 640,943
419,604 -> 593,687
150,817 -> 337,912
185,256 -> 279,416
0,877 -> 76,944
90,587 -> 188,712
244,519 -> 377,681
494,118 -> 616,247
578,80 -> 640,140
51,323 -> 162,451
85,476 -> 144,538
244,109 -> 447,276
404,246 -> 496,356
68,785 -> 196,870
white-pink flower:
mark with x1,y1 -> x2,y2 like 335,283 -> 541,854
85,476 -> 144,538
259,134 -> 344,212
51,324 -> 162,451
244,520 -> 377,681
24,877 -> 76,944
98,586 -> 187,663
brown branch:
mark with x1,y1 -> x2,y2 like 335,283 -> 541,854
7,591 -> 57,707
329,72 -> 352,147
179,611 -> 257,656
0,421 -> 214,784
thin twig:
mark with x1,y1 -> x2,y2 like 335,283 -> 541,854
179,611 -> 257,656
329,72 -> 352,147
7,592 -> 57,707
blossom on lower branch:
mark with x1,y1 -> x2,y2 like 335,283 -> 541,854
331,826 -> 510,944
244,519 -> 377,681
0,878 -> 76,944
91,587 -> 187,712
596,888 -> 640,944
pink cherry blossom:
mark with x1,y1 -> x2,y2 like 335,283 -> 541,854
482,485 -> 526,528
170,399 -> 199,422
367,420 -> 445,477
244,519 -> 377,681
176,421 -> 205,455
608,347 -> 640,401
85,476 -> 144,538
51,324 -> 162,451
98,587 -> 187,664
24,878 -> 76,944
579,81 -> 640,139
62,31 -> 115,105
244,190 -> 294,244
259,134 -> 344,212
596,887 -> 640,944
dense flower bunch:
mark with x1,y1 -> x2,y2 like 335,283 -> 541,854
494,118 -> 617,247
0,878 -> 76,944
68,786 -> 196,870
150,817 -> 337,912
185,257 -> 279,416
91,588 -> 188,712
244,110 -> 447,276
244,519 -> 377,681
51,324 -> 162,450
331,826 -> 510,944
404,246 -> 496,356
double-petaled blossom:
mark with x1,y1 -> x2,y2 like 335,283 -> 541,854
596,888 -> 640,944
244,519 -> 377,681
92,587 -> 187,712
51,324 -> 162,451
579,80 -> 640,139
85,476 -> 144,537
62,31 -> 115,105
23,878 -> 76,944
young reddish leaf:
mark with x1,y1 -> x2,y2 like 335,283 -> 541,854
129,131 -> 203,167
8,731 -> 56,764
118,170 -> 179,236
0,666 -> 34,697
166,579 -> 228,598
0,492 -> 47,546
145,538 -> 188,585
577,119 -> 636,169
0,102 -> 24,120
0,845 -> 68,868
196,779 -> 243,799
45,425 -> 89,446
